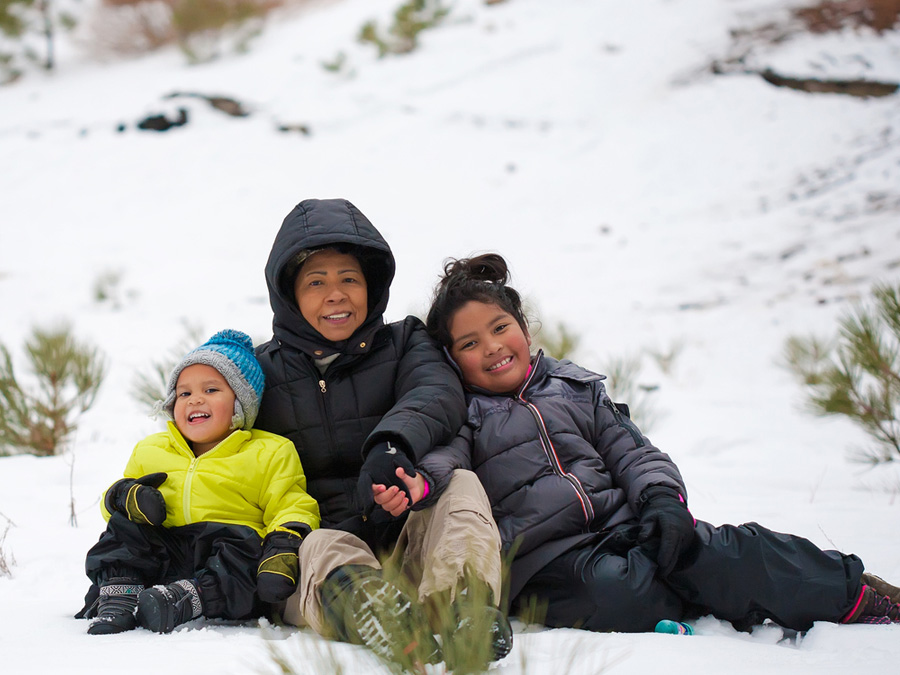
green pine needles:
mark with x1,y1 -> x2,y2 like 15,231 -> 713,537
358,0 -> 450,58
533,320 -> 581,362
0,325 -> 106,457
0,512 -> 14,578
785,282 -> 900,463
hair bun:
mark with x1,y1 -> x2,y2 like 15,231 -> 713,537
468,253 -> 509,285
443,252 -> 509,287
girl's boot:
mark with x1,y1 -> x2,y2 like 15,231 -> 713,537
843,585 -> 900,625
861,573 -> 900,604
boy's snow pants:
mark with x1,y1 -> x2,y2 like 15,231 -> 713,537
83,512 -> 263,620
281,469 -> 503,637
515,520 -> 864,632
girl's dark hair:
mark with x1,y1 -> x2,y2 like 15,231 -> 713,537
425,253 -> 527,349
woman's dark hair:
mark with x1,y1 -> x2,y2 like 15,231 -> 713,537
425,253 -> 528,349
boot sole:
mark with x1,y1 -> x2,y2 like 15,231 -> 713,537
349,577 -> 441,667
87,618 -> 136,635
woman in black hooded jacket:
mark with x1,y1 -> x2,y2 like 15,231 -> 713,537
253,199 -> 510,668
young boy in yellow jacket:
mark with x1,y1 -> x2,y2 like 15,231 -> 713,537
79,330 -> 320,635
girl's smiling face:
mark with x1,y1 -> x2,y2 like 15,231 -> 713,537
173,363 -> 236,456
449,300 -> 532,394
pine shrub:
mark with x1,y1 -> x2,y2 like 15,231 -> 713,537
784,282 -> 900,463
358,0 -> 450,58
0,325 -> 106,457
603,353 -> 661,434
86,0 -> 282,62
171,0 -> 275,62
0,0 -> 78,81
361,560 -> 506,674
533,320 -> 580,362
264,559 -> 513,674
0,518 -> 14,578
532,318 -> 664,433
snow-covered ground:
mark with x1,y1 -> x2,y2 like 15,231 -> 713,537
1,0 -> 899,672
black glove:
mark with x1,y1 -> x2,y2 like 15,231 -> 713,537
356,440 -> 418,514
257,530 -> 304,603
105,472 -> 168,526
637,485 -> 695,577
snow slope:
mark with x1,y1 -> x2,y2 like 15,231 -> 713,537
1,0 -> 900,672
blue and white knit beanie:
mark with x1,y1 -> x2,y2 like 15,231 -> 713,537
160,329 -> 265,430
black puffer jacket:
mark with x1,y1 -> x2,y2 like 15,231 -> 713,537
254,199 -> 466,550
417,352 -> 685,595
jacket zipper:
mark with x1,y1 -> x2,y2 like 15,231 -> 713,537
314,369 -> 365,519
182,457 -> 199,524
608,400 -> 645,447
313,370 -> 337,456
515,356 -> 595,526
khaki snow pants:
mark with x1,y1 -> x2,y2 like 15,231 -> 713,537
282,469 -> 502,637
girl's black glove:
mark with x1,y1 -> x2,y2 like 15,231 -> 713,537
637,485 -> 695,577
257,528 -> 307,603
105,473 -> 168,526
356,440 -> 418,513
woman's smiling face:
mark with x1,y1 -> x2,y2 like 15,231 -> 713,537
448,300 -> 532,394
293,249 -> 368,342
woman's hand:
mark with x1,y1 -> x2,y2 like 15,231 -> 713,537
372,467 -> 426,517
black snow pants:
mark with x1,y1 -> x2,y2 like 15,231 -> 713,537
513,520 -> 864,633
81,512 -> 264,620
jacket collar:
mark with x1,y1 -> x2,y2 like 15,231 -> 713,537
167,421 -> 251,458
464,350 -> 604,399
462,349 -> 547,399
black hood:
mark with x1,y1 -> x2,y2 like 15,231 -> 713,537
264,198 -> 396,357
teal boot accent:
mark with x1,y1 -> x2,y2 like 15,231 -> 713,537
655,619 -> 694,635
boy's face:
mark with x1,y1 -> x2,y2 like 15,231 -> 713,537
449,300 -> 532,394
294,249 -> 368,342
173,363 -> 236,456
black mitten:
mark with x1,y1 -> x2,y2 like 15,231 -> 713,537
637,485 -> 695,577
105,473 -> 168,526
356,440 -> 417,513
257,530 -> 305,603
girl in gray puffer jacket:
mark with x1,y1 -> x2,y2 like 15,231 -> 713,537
375,252 -> 900,634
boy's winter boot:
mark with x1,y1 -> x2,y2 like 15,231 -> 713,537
843,584 -> 900,625
137,579 -> 203,633
861,573 -> 900,605
87,578 -> 143,635
321,565 -> 441,669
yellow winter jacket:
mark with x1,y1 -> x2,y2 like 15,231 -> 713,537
101,422 -> 320,539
